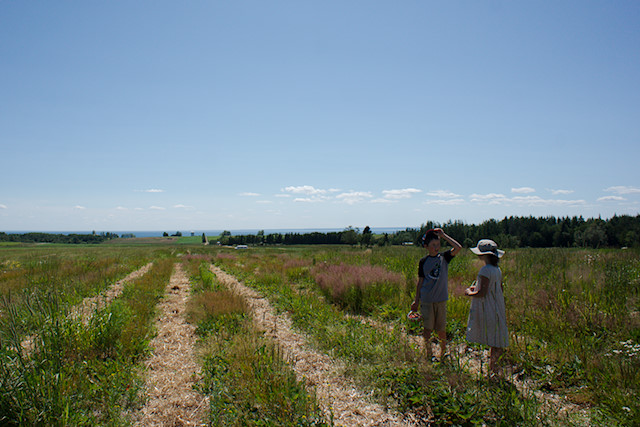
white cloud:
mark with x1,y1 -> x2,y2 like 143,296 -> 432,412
597,195 -> 626,202
470,193 -> 508,204
74,205 -> 86,210
470,193 -> 585,207
293,198 -> 317,203
0,204 -> 7,209
605,186 -> 640,195
425,190 -> 461,198
371,198 -> 395,204
136,189 -> 164,193
173,204 -> 194,209
425,198 -> 465,206
382,188 -> 422,199
239,192 -> 260,197
149,206 -> 165,210
511,187 -> 536,194
550,189 -> 574,195
336,191 -> 373,205
115,206 -> 128,211
283,185 -> 329,195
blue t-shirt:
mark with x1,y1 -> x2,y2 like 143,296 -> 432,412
418,249 -> 454,303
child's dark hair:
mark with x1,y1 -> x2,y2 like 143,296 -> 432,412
486,254 -> 500,266
421,229 -> 439,246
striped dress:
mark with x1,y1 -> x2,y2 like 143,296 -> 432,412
466,264 -> 509,348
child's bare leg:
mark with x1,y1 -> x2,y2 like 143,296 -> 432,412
490,347 -> 503,374
437,330 -> 447,358
423,329 -> 433,358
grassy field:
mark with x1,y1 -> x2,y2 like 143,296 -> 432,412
1,242 -> 638,425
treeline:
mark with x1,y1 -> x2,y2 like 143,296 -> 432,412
0,232 -> 119,244
221,215 -> 640,249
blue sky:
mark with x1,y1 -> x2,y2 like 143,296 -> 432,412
1,1 -> 639,232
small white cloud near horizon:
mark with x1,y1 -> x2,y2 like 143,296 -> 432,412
471,193 -> 586,207
283,185 -> 336,196
597,195 -> 626,202
382,188 -> 422,199
173,204 -> 194,209
512,187 -> 536,194
550,189 -> 574,195
336,191 -> 373,205
0,204 -> 7,209
425,198 -> 465,206
470,193 -> 508,204
135,189 -> 164,193
239,192 -> 260,197
426,190 -> 462,198
74,205 -> 86,210
149,206 -> 165,210
605,186 -> 640,195
115,206 -> 128,211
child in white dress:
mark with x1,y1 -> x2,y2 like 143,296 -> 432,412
465,239 -> 508,375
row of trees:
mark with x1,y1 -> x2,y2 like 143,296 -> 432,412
0,232 -> 118,244
220,215 -> 640,249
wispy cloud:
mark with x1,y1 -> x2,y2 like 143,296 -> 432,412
173,204 -> 194,209
336,191 -> 373,205
283,185 -> 335,195
149,206 -> 165,210
284,185 -> 338,202
239,192 -> 260,197
136,189 -> 165,193
115,206 -> 128,211
597,195 -> 626,202
470,193 -> 509,204
512,187 -> 536,194
74,205 -> 86,210
426,190 -> 461,198
0,204 -> 7,209
471,193 -> 585,206
605,186 -> 640,195
382,188 -> 422,199
550,189 -> 574,195
425,198 -> 465,206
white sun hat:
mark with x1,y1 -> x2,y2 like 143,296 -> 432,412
470,239 -> 505,258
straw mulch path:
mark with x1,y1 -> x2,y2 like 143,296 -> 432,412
210,265 -> 417,427
134,263 -> 208,426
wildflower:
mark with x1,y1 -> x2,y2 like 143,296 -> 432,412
622,406 -> 631,412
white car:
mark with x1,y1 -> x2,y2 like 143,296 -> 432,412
235,245 -> 248,250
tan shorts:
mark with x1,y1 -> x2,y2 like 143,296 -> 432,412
420,301 -> 447,331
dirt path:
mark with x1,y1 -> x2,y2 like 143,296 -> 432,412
210,265 -> 417,427
134,263 -> 208,426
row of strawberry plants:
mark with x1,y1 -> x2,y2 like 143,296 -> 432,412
181,255 -> 329,426
213,250 -> 549,426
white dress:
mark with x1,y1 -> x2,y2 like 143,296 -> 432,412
466,264 -> 509,348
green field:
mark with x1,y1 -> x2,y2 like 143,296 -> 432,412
1,242 -> 638,425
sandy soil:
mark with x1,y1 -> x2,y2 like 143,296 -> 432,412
134,263 -> 208,426
210,265 -> 418,427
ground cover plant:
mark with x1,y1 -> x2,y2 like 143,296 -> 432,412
212,245 -> 639,425
182,255 -> 329,425
213,248 -> 545,425
0,250 -> 174,425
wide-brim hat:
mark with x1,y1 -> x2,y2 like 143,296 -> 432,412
470,239 -> 505,258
